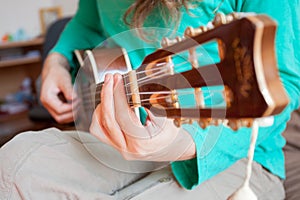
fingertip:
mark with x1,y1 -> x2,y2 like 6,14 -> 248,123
59,87 -> 73,103
113,74 -> 124,92
113,73 -> 122,83
105,73 -> 113,83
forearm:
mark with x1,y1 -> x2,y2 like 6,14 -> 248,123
42,53 -> 70,80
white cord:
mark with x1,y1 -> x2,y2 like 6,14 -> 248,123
227,119 -> 259,200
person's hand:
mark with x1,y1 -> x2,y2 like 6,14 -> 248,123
89,73 -> 196,162
40,53 -> 77,123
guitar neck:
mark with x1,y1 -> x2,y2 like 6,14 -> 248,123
77,13 -> 288,131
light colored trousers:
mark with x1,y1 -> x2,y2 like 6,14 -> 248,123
0,128 -> 285,200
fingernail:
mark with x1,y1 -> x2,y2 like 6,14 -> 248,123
105,74 -> 111,82
114,73 -> 121,82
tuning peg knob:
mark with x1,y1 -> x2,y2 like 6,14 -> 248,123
184,26 -> 203,37
199,26 -> 208,32
161,36 -> 183,48
225,12 -> 238,23
212,13 -> 227,27
241,119 -> 253,128
227,119 -> 242,131
210,118 -> 225,126
173,118 -> 193,127
223,86 -> 234,107
198,118 -> 211,129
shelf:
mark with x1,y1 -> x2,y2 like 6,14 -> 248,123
0,37 -> 47,146
0,37 -> 44,50
0,56 -> 41,68
0,111 -> 48,146
0,110 -> 75,147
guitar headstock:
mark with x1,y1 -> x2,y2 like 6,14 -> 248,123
126,13 -> 289,130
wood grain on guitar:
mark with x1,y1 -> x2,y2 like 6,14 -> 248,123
73,13 -> 289,131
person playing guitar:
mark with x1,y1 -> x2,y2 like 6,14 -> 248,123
0,0 -> 299,199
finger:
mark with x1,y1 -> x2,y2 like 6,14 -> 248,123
58,71 -> 75,101
44,95 -> 73,115
48,109 -> 74,124
113,74 -> 143,137
98,74 -> 126,149
89,106 -> 113,145
41,89 -> 74,123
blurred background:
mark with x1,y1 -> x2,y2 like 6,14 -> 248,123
0,0 -> 77,39
0,0 -> 78,146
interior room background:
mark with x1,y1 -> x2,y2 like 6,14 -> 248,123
0,0 -> 78,39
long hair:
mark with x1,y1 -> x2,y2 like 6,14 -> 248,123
123,0 -> 198,39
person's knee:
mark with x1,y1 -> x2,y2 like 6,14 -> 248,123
1,131 -> 39,154
0,128 -> 63,165
2,129 -> 53,150
0,131 -> 42,194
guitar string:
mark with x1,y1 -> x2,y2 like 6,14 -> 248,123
78,82 -> 220,107
122,59 -> 195,87
80,63 -> 170,92
76,50 -> 218,105
80,99 -> 219,110
78,57 -> 204,96
78,63 -> 220,104
80,88 -> 217,100
76,63 -> 169,95
80,89 -> 219,107
125,65 -> 172,85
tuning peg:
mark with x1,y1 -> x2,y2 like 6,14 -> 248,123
212,13 -> 227,27
223,86 -> 234,107
161,36 -> 183,48
198,118 -> 230,129
173,118 -> 193,127
210,118 -> 225,126
226,119 -> 253,130
198,118 -> 211,129
227,119 -> 242,131
184,25 -> 209,38
199,26 -> 208,33
240,118 -> 253,128
225,12 -> 238,23
184,26 -> 202,37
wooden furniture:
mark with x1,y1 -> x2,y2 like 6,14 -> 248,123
0,111 -> 49,146
0,37 -> 48,145
0,37 -> 44,97
0,37 -> 75,147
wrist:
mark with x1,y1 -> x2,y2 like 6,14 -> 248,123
42,53 -> 70,79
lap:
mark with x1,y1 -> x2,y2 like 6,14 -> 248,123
0,128 -> 285,200
119,159 -> 284,200
283,110 -> 300,200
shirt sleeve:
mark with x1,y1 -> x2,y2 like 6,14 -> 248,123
171,0 -> 300,190
50,0 -> 106,68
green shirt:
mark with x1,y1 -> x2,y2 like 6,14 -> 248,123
52,0 -> 300,190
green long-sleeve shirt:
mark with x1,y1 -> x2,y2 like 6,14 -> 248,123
52,0 -> 300,189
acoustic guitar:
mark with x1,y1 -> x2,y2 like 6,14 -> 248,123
73,12 -> 289,131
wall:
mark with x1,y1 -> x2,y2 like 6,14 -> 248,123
0,0 -> 78,40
